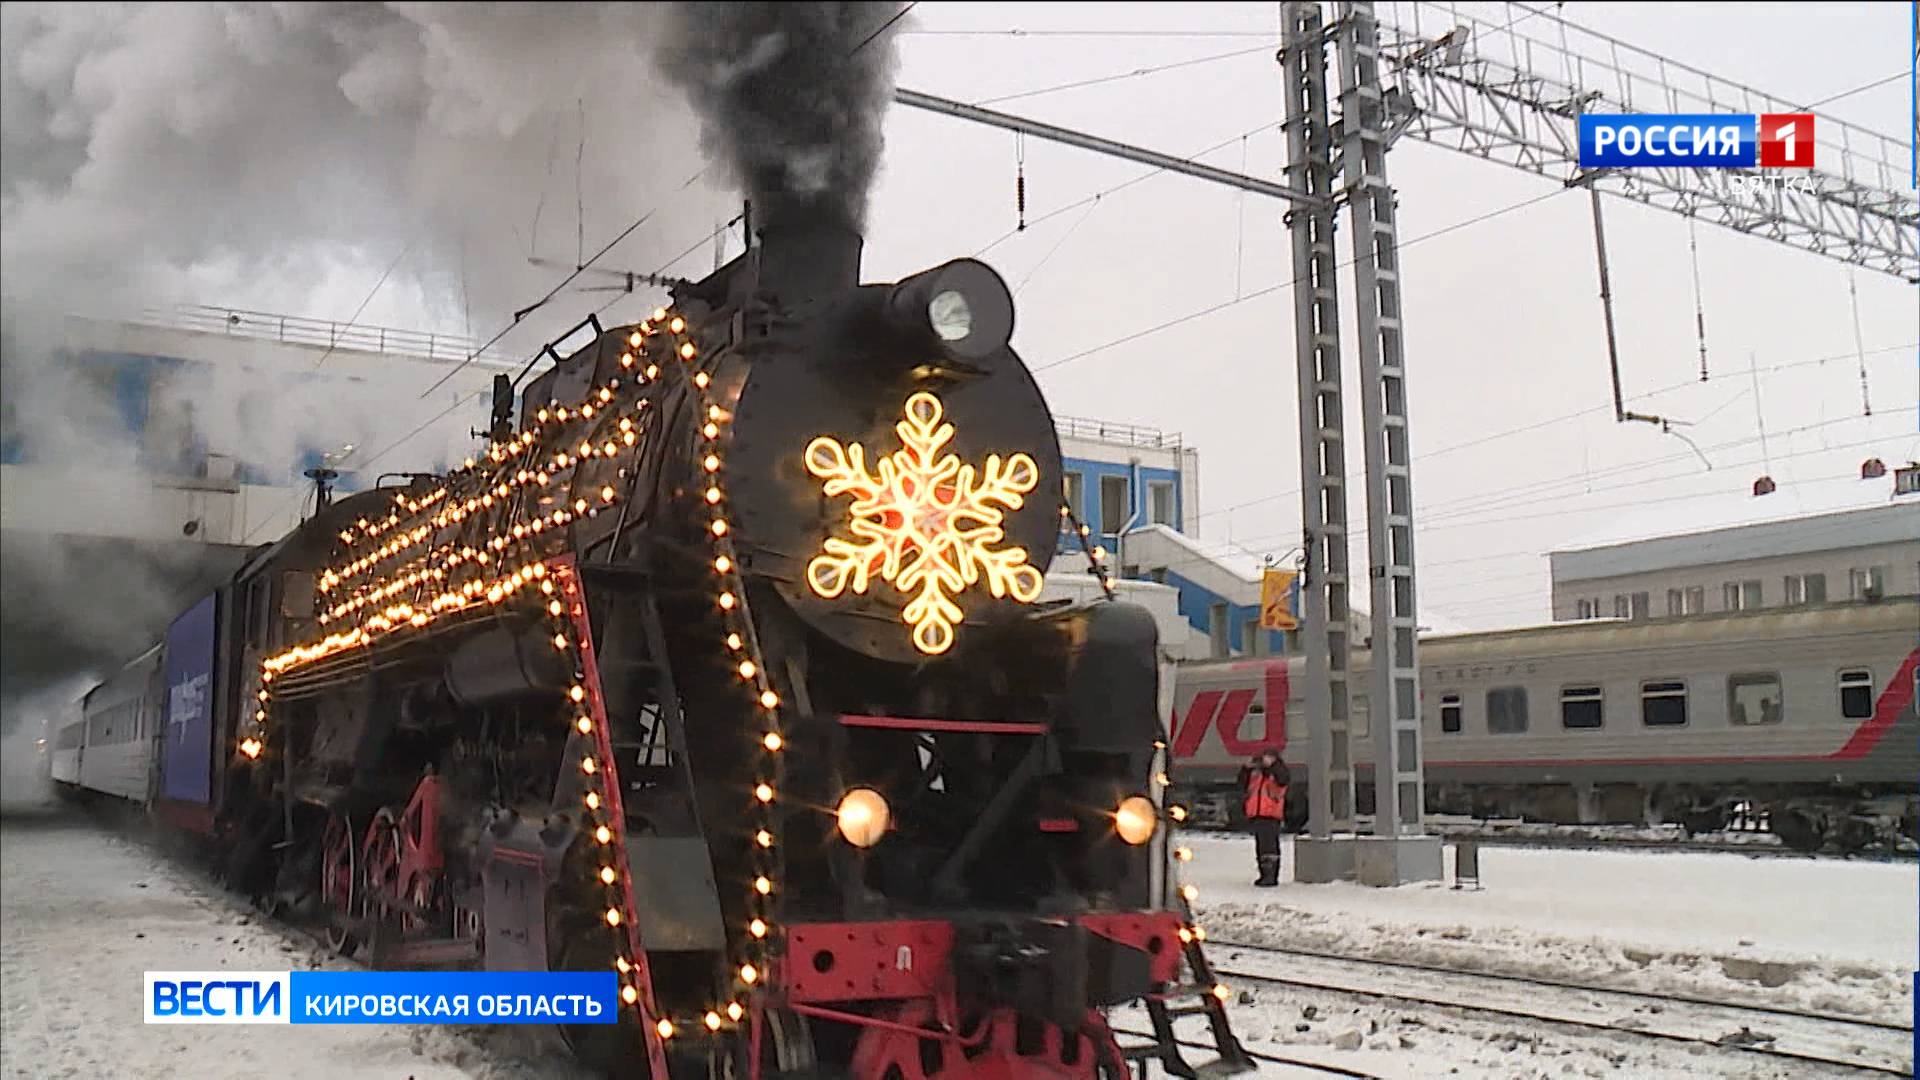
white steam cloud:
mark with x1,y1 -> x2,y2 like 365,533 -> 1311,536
0,2 -> 732,710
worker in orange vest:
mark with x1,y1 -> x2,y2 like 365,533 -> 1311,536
1238,749 -> 1289,887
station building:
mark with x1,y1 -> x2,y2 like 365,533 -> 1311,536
1548,482 -> 1920,622
1044,415 -> 1308,662
0,304 -> 509,703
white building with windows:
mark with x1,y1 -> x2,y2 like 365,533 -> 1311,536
1549,494 -> 1920,623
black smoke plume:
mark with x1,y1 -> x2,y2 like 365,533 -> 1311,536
657,2 -> 908,230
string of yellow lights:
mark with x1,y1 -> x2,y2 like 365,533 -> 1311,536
1066,503 -> 1226,1004
244,309 -> 757,1049
1059,502 -> 1117,600
674,307 -> 786,1013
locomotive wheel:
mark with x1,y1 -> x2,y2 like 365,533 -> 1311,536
320,812 -> 361,956
848,1004 -> 1114,1080
364,809 -> 407,935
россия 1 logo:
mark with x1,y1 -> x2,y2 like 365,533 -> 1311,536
1579,113 -> 1815,169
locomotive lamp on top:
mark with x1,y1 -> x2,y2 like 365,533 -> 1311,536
884,258 -> 1015,363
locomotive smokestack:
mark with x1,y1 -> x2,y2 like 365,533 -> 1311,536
658,2 -> 906,294
757,218 -> 864,302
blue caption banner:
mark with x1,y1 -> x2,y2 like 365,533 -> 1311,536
1578,114 -> 1757,168
145,970 -> 619,1025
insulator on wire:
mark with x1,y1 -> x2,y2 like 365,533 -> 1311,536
1015,132 -> 1026,232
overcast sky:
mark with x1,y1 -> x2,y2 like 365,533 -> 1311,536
121,1 -> 1920,630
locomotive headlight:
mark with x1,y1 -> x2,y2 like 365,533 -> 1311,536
885,258 -> 1014,361
835,788 -> 891,848
928,290 -> 972,342
1114,795 -> 1157,845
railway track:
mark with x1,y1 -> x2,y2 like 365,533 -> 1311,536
1178,824 -> 1916,863
1207,940 -> 1912,1076
1107,1026 -> 1383,1079
1428,828 -> 1917,863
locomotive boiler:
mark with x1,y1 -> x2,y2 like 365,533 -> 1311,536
87,218 -> 1250,1079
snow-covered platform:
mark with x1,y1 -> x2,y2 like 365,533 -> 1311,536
1179,830 -> 1915,1076
0,808 -> 587,1080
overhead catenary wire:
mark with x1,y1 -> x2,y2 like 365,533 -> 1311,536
1033,187 -> 1566,374
903,28 -> 1273,39
1130,411 -> 1917,583
417,163 -> 712,400
314,239 -> 414,368
1802,70 -> 1908,110
973,121 -> 1284,259
852,1 -> 919,56
1013,195 -> 1100,295
241,163 -> 720,542
975,43 -> 1277,107
1114,434 -> 1903,587
1176,341 -> 1915,531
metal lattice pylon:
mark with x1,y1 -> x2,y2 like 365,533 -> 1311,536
1376,1 -> 1918,280
1281,0 -> 1359,838
1337,2 -> 1430,838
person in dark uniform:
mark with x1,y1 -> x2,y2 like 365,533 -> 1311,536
1238,749 -> 1289,887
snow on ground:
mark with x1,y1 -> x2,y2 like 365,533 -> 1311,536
1121,976 -> 1852,1080
0,805 -> 588,1080
1185,830 -> 1917,1027
2,799 -> 1909,1080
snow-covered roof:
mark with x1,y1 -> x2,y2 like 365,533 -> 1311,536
1128,523 -> 1268,584
1552,479 -> 1912,554
1550,495 -> 1920,583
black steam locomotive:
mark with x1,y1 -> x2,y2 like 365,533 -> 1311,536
64,219 -> 1252,1079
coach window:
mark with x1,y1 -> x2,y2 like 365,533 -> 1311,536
1486,686 -> 1528,734
1560,686 -> 1604,729
1641,680 -> 1689,726
1728,673 -> 1783,725
1439,693 -> 1462,733
1838,669 -> 1874,719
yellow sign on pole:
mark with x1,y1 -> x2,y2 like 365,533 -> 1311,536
1260,569 -> 1299,631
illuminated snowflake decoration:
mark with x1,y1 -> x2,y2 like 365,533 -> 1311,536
804,391 -> 1044,655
